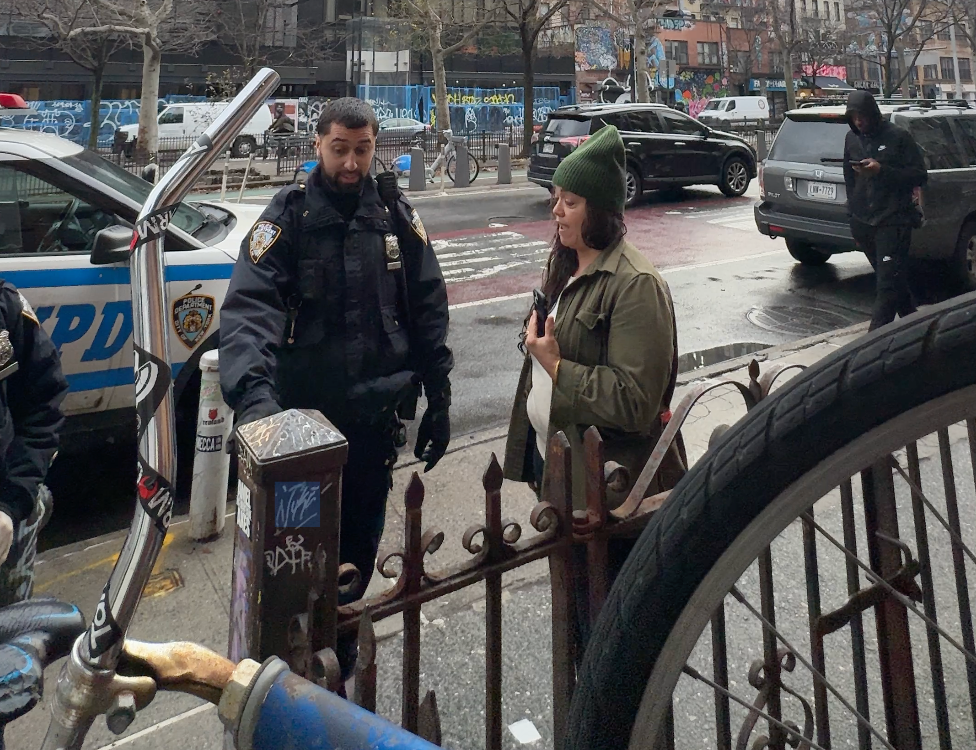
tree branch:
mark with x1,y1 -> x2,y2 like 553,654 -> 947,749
440,8 -> 500,56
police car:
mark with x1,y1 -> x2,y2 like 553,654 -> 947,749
0,126 -> 264,456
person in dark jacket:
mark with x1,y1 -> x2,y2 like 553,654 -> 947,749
843,90 -> 928,330
0,281 -> 67,607
219,98 -> 453,674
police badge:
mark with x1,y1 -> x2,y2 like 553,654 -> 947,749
384,234 -> 402,271
409,208 -> 428,244
0,330 -> 18,381
172,294 -> 215,349
249,221 -> 282,263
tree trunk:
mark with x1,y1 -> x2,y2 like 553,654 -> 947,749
635,23 -> 650,103
431,24 -> 451,138
784,50 -> 797,110
521,41 -> 535,158
136,39 -> 162,160
88,65 -> 105,152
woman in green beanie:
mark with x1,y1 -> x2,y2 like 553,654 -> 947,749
503,124 -> 687,652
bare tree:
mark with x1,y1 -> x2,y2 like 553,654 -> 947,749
843,0 -> 956,96
392,0 -> 498,142
952,1 -> 975,54
501,0 -> 570,156
765,0 -> 802,109
797,21 -> 839,90
587,0 -> 673,104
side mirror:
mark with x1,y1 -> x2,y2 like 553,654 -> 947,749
141,164 -> 158,184
90,225 -> 132,266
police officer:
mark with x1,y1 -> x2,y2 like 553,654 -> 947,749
219,98 -> 453,668
0,281 -> 68,607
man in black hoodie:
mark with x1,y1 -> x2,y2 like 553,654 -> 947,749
843,90 -> 928,330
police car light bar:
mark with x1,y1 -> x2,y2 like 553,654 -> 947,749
0,92 -> 37,115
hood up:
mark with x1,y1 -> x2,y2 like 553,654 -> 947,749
846,90 -> 882,135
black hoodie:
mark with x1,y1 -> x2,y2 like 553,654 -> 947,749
843,90 -> 928,227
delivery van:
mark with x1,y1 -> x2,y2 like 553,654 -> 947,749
118,102 -> 274,157
697,96 -> 770,126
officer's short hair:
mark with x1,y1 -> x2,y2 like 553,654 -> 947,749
317,98 -> 379,136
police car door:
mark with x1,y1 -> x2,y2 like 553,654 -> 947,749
0,156 -> 128,417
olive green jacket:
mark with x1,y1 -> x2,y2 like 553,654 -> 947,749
503,238 -> 682,511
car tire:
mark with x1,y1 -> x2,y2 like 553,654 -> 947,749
719,156 -> 750,197
786,238 -> 831,266
231,135 -> 256,158
625,166 -> 642,208
950,220 -> 976,291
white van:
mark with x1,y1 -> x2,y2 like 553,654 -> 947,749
697,96 -> 769,126
118,102 -> 274,157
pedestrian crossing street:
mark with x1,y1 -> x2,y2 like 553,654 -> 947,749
432,230 -> 550,284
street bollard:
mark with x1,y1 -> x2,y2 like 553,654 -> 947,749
453,139 -> 470,188
497,143 -> 512,185
228,409 -> 348,668
188,351 -> 233,541
237,152 -> 253,203
757,129 -> 768,161
409,147 -> 426,192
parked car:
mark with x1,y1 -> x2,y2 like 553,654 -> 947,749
117,102 -> 274,158
377,118 -> 429,144
755,101 -> 976,287
0,127 -> 264,457
528,103 -> 758,206
697,96 -> 770,126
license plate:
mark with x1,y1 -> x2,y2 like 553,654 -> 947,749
543,143 -> 554,153
807,181 -> 836,200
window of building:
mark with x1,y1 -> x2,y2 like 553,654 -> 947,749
800,0 -> 807,14
264,0 -> 298,48
941,57 -> 956,80
924,64 -> 939,80
937,26 -> 951,41
667,40 -> 689,65
697,41 -> 720,66
770,51 -> 785,74
812,0 -> 819,17
834,2 -> 840,20
960,58 -> 972,82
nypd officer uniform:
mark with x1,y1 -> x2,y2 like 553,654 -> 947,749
0,280 -> 68,607
219,166 -> 453,619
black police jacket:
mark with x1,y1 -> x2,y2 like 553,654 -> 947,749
843,91 -> 928,228
0,281 -> 67,524
219,167 -> 453,433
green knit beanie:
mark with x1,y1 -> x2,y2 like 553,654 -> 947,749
552,124 -> 626,213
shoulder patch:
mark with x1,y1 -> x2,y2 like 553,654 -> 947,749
409,208 -> 428,244
18,291 -> 38,325
249,221 -> 282,263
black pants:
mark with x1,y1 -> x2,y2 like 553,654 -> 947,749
851,220 -> 916,331
336,424 -> 396,678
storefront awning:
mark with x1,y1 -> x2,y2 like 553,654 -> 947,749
813,76 -> 855,92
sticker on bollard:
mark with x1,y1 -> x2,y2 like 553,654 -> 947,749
228,409 -> 348,667
189,350 -> 233,541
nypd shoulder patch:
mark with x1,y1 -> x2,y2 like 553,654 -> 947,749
249,221 -> 282,263
409,208 -> 428,244
17,291 -> 38,325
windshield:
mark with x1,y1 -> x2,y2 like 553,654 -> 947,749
60,149 -> 208,235
769,116 -> 849,165
545,117 -> 591,137
704,100 -> 724,111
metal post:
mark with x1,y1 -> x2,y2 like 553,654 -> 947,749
757,129 -> 767,161
188,351 -> 232,540
228,409 -> 348,667
409,147 -> 426,192
496,143 -> 511,185
41,68 -> 281,750
453,138 -> 470,188
237,152 -> 254,203
220,152 -> 231,202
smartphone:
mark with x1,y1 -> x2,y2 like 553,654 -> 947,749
820,157 -> 846,164
532,288 -> 548,337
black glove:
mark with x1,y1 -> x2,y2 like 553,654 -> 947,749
226,400 -> 282,454
414,397 -> 450,472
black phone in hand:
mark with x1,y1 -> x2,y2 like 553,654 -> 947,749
532,288 -> 548,337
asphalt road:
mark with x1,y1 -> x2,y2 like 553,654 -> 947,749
43,179 -> 958,547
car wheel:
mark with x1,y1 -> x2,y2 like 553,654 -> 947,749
950,221 -> 976,291
625,166 -> 642,207
231,136 -> 256,158
786,238 -> 831,266
719,156 -> 750,197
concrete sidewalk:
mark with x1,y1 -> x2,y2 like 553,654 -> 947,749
9,322 -> 867,750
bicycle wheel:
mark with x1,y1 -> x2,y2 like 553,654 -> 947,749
569,292 -> 976,749
446,153 -> 480,185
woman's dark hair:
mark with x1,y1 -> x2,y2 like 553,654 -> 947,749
518,201 -> 626,352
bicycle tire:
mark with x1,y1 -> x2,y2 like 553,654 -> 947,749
567,291 -> 976,749
446,153 -> 479,185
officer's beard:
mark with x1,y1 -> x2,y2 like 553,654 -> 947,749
322,166 -> 365,195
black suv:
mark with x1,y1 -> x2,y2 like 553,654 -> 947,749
528,103 -> 758,206
755,102 -> 976,287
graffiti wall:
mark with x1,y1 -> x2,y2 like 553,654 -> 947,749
355,84 -> 563,132
675,71 -> 730,117
0,96 -> 206,146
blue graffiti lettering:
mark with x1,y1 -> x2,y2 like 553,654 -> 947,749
50,304 -> 96,352
81,301 -> 132,362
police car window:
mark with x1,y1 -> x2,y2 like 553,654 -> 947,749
0,165 -> 116,256
905,117 -> 967,170
951,116 -> 976,166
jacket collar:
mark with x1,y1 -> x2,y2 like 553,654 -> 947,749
303,167 -> 387,228
576,238 -> 627,278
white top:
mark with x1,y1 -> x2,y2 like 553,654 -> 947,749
526,277 -> 577,459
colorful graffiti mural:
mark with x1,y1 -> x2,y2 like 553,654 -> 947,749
575,25 -> 628,71
675,71 -> 730,117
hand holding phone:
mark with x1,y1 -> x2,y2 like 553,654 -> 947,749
532,288 -> 548,337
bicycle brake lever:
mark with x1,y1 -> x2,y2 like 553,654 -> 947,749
118,640 -> 236,705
